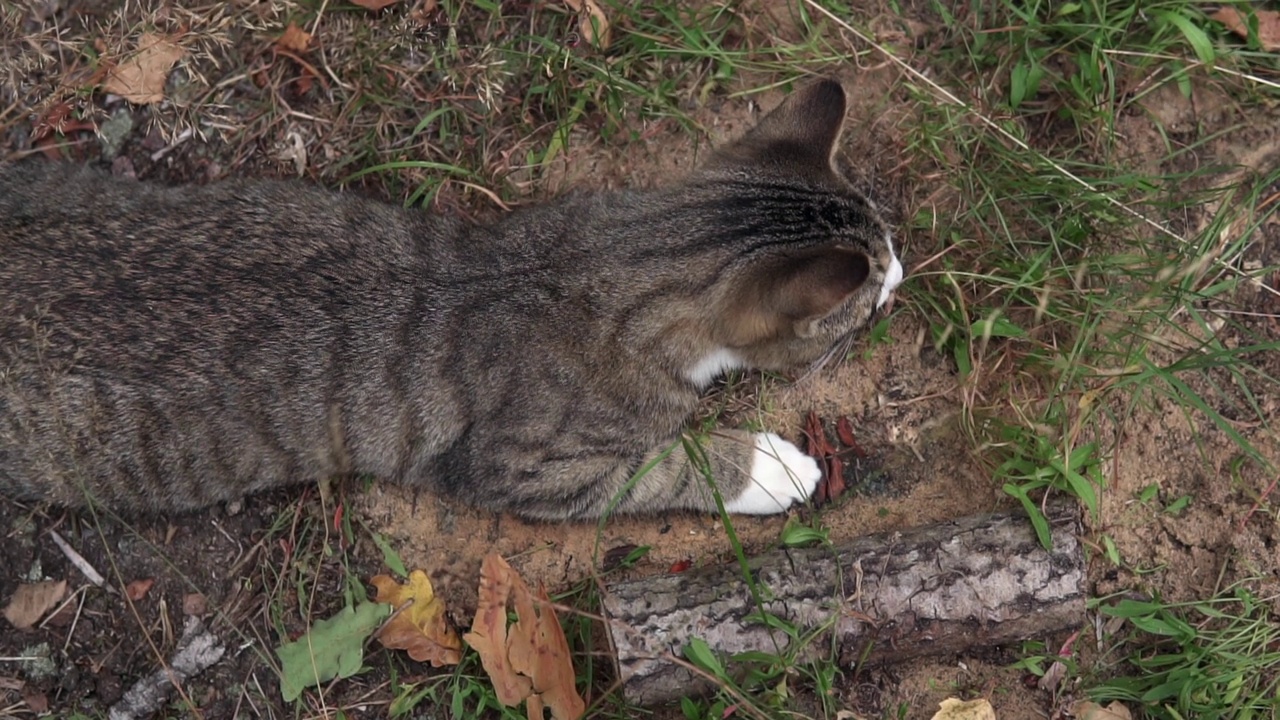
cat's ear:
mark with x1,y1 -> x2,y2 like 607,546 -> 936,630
724,247 -> 870,345
715,79 -> 848,171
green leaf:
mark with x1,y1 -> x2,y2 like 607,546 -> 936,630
1155,10 -> 1215,65
276,601 -> 391,702
683,637 -> 726,679
971,315 -> 1026,339
368,532 -> 408,578
1003,483 -> 1052,550
780,518 -> 829,548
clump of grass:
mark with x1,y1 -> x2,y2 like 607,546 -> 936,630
1090,586 -> 1280,719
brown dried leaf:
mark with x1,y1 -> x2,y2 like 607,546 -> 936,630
22,688 -> 48,714
3,580 -> 67,630
464,554 -> 584,720
372,570 -> 462,667
563,0 -> 610,49
1211,8 -> 1280,52
826,455 -> 846,501
277,22 -> 312,53
508,582 -> 584,720
351,0 -> 399,10
102,33 -> 186,105
463,555 -> 532,705
125,578 -> 155,601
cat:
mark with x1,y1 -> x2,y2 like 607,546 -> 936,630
0,79 -> 903,521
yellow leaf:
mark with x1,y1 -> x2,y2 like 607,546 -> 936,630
102,33 -> 186,105
931,698 -> 996,720
371,570 -> 462,667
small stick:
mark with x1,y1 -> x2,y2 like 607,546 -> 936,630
48,530 -> 116,595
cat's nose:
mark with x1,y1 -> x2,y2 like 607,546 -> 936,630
876,256 -> 904,309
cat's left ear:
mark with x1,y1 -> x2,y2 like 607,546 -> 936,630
714,79 -> 848,171
723,246 -> 870,345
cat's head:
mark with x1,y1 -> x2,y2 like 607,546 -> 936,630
689,78 -> 904,382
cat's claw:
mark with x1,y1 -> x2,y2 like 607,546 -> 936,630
725,433 -> 822,514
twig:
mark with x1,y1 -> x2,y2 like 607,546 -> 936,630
47,529 -> 115,595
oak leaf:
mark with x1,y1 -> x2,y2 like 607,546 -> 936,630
371,570 -> 462,666
102,33 -> 186,105
1211,8 -> 1280,52
3,580 -> 67,630
275,601 -> 390,701
464,554 -> 584,720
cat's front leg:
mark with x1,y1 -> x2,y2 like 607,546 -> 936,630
621,429 -> 821,516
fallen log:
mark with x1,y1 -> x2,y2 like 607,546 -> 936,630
603,503 -> 1084,705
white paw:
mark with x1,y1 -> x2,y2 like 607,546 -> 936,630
724,433 -> 822,515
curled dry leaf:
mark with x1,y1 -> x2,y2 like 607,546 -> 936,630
102,32 -> 186,105
371,570 -> 462,667
125,578 -> 155,601
563,0 -> 611,49
3,580 -> 68,630
276,22 -> 312,53
930,698 -> 996,720
464,554 -> 585,720
1211,8 -> 1280,52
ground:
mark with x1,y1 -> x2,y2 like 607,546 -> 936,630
1,1 -> 1278,719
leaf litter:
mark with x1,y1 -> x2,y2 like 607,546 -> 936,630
371,569 -> 462,666
101,32 -> 186,105
3,580 -> 67,630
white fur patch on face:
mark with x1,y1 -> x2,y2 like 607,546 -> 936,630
876,230 -> 904,309
686,348 -> 745,388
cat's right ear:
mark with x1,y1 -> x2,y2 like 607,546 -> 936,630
711,79 -> 848,171
723,246 -> 870,345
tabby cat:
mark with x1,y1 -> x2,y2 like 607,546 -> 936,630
0,79 -> 903,521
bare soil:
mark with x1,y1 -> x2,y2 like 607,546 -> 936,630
2,1 -> 1278,719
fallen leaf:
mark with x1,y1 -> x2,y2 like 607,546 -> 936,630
183,593 -> 208,617
1037,658 -> 1067,692
930,698 -> 996,720
275,601 -> 390,701
667,559 -> 692,573
125,578 -> 155,601
1211,8 -> 1280,52
507,581 -> 585,720
563,0 -> 610,49
371,570 -> 462,667
464,554 -> 584,720
4,580 -> 67,630
351,0 -> 399,10
22,688 -> 48,714
1070,700 -> 1133,720
463,554 -> 532,705
276,22 -> 311,53
102,33 -> 186,105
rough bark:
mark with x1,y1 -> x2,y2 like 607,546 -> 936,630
603,504 -> 1084,705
